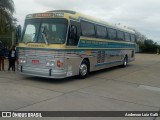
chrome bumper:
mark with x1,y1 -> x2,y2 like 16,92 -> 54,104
18,66 -> 70,79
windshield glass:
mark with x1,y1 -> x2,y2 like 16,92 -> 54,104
21,18 -> 68,44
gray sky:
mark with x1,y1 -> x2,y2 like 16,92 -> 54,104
13,0 -> 160,43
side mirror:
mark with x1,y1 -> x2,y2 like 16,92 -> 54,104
16,25 -> 22,44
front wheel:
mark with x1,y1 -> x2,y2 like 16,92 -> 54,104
79,60 -> 89,79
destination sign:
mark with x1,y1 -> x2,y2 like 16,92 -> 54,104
26,13 -> 64,18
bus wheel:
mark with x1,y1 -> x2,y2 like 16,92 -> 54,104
79,60 -> 88,79
122,56 -> 128,67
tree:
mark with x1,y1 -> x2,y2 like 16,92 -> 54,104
129,28 -> 160,53
0,0 -> 15,33
141,39 -> 160,53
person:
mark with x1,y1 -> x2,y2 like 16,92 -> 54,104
0,42 -> 5,71
8,46 -> 17,71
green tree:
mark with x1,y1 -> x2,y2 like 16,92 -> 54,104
0,0 -> 15,33
130,29 -> 160,53
142,39 -> 160,53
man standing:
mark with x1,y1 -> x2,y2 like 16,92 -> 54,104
8,45 -> 16,71
0,41 -> 5,71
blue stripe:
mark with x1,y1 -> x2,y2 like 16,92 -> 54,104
78,40 -> 136,49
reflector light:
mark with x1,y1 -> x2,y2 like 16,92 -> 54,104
57,60 -> 63,67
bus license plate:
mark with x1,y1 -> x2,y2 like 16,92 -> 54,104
32,60 -> 39,64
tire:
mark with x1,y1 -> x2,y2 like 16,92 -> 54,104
122,56 -> 128,68
78,60 -> 89,79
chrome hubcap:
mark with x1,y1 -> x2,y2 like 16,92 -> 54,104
124,58 -> 127,66
80,64 -> 87,76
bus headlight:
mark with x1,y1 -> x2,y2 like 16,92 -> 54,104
46,60 -> 55,67
19,57 -> 26,64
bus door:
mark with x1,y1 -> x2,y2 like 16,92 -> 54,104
67,20 -> 80,46
65,20 -> 81,75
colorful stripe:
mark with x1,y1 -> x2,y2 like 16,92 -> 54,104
78,39 -> 136,49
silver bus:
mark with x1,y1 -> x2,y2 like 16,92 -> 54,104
17,10 -> 136,79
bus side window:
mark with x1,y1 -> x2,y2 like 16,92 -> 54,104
117,30 -> 124,41
67,25 -> 78,46
124,32 -> 130,42
131,34 -> 136,42
108,28 -> 117,40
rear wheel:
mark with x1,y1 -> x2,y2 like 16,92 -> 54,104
79,60 -> 89,79
122,56 -> 128,67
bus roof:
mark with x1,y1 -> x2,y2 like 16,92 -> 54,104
26,10 -> 135,34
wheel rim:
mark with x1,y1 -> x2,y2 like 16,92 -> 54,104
80,64 -> 88,76
124,58 -> 127,66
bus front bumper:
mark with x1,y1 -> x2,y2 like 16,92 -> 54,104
18,66 -> 72,79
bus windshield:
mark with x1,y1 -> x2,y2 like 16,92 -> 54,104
21,18 -> 68,44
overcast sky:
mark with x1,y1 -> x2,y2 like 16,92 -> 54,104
13,0 -> 160,43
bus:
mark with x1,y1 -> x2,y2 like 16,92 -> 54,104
17,10 -> 136,79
